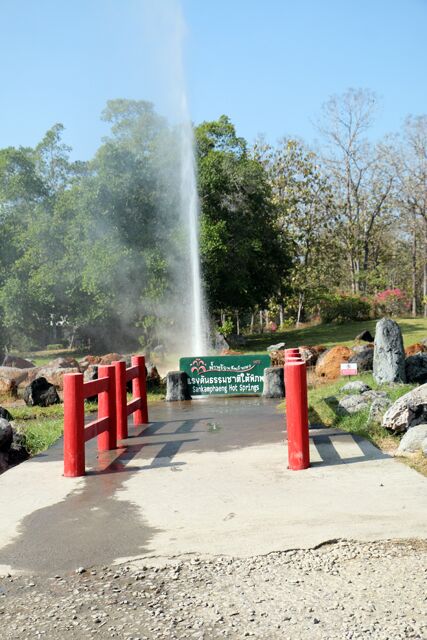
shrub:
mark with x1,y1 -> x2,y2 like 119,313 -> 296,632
218,319 -> 234,338
374,289 -> 410,317
46,344 -> 64,351
319,294 -> 371,324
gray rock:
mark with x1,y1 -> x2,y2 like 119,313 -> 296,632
397,423 -> 427,454
262,367 -> 284,398
341,381 -> 371,394
405,353 -> 427,384
214,332 -> 229,353
368,396 -> 392,424
0,418 -> 13,452
337,394 -> 370,414
422,437 -> 427,457
348,346 -> 374,372
267,342 -> 285,352
361,389 -> 388,402
373,318 -> 406,384
166,372 -> 191,401
382,383 -> 427,433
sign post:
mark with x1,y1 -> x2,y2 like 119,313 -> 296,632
179,355 -> 270,396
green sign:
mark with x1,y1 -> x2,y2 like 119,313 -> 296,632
179,354 -> 271,396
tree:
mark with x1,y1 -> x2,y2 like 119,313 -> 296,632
196,116 -> 291,325
253,137 -> 336,324
318,89 -> 396,294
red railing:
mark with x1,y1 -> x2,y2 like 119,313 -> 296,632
63,355 -> 148,477
114,355 -> 149,440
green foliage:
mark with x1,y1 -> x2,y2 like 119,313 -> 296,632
318,293 -> 372,324
197,116 -> 292,315
218,319 -> 234,337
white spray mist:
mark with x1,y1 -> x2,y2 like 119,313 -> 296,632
140,0 -> 210,358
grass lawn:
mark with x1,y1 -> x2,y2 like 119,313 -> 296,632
290,372 -> 426,477
242,317 -> 427,353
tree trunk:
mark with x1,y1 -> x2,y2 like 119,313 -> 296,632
412,214 -> 417,317
279,303 -> 284,327
265,310 -> 269,329
296,293 -> 304,326
235,310 -> 240,335
424,218 -> 427,317
250,312 -> 255,334
259,310 -> 263,333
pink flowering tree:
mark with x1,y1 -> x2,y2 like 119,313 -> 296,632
374,289 -> 410,317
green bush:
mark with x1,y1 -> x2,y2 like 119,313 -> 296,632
319,293 -> 372,324
218,319 -> 234,338
46,343 -> 64,351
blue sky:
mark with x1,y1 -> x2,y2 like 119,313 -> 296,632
0,0 -> 426,159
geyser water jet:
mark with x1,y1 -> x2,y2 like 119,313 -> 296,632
179,94 -> 209,356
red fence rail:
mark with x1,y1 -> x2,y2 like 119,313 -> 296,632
114,355 -> 149,440
63,355 -> 148,477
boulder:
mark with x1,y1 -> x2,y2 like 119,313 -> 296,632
405,353 -> 427,384
382,383 -> 427,433
270,350 -> 285,367
0,418 -> 13,452
228,334 -> 246,347
214,332 -> 229,353
397,424 -> 427,454
262,367 -> 284,398
373,318 -> 406,384
166,371 -> 191,401
47,357 -> 80,369
0,407 -> 13,421
362,389 -> 388,402
0,452 -> 8,474
36,366 -> 80,390
0,377 -> 18,398
337,394 -> 370,414
299,346 -> 319,367
355,330 -> 374,342
8,430 -> 29,466
23,377 -> 60,407
267,342 -> 285,352
146,365 -> 162,392
341,381 -> 371,394
0,366 -> 33,386
405,342 -> 427,356
348,346 -> 374,372
368,396 -> 392,424
2,354 -> 35,369
422,437 -> 427,457
99,353 -> 124,365
315,346 -> 354,380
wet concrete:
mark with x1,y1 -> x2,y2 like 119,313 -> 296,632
0,397 -> 426,574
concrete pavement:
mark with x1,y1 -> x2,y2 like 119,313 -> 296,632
0,397 -> 426,574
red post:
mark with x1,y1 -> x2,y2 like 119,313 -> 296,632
114,360 -> 128,440
284,360 -> 310,470
97,365 -> 117,452
285,348 -> 300,362
132,355 -> 149,426
63,373 -> 85,477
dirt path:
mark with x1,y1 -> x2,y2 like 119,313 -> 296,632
1,539 -> 426,639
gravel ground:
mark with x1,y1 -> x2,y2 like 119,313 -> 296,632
0,539 -> 426,640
